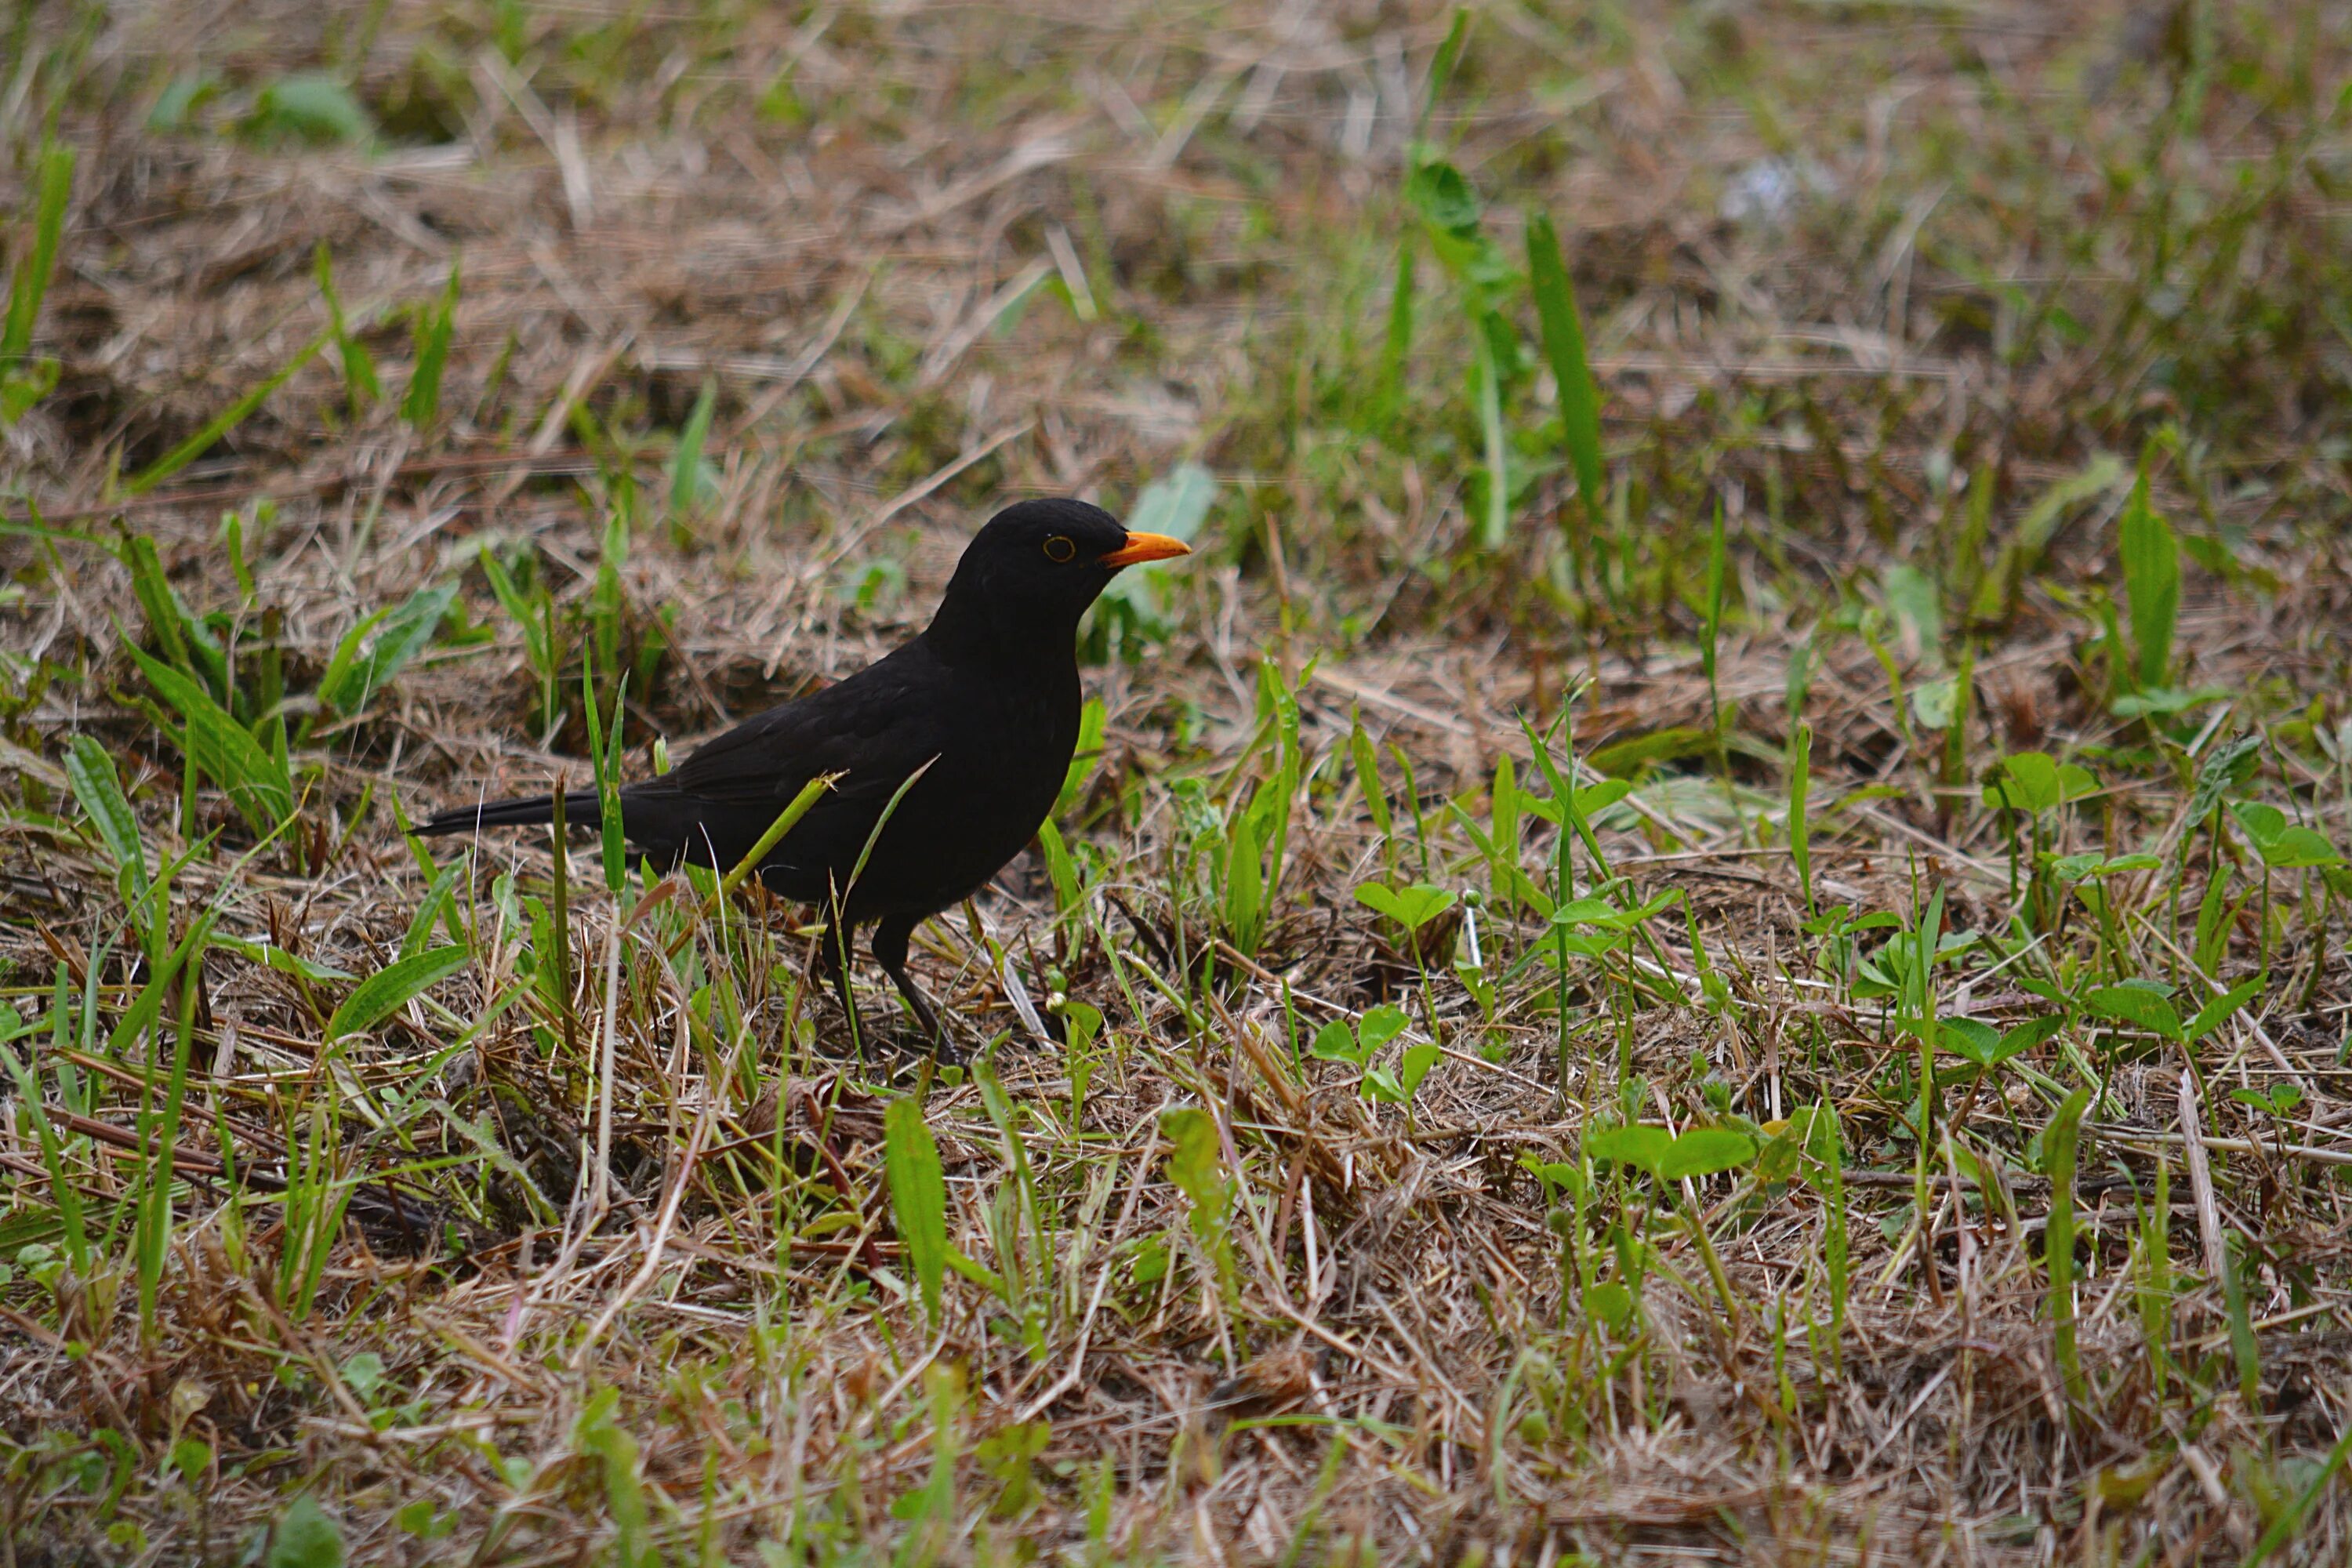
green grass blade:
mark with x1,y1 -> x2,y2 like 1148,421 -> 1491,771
2,139 -> 74,368
2,1033 -> 90,1278
1471,318 -> 1508,550
314,241 -> 379,412
2243,1417 -> 2352,1566
400,258 -> 462,430
140,959 -> 206,1340
2118,452 -> 2179,691
1376,230 -> 1415,426
666,376 -> 719,527
1415,9 -> 1472,147
125,327 -> 336,495
1525,208 -> 1605,523
581,650 -> 629,895
2222,1233 -> 2262,1410
719,773 -> 838,896
2044,1085 -> 2091,1409
1787,722 -> 1813,916
1054,696 -> 1108,816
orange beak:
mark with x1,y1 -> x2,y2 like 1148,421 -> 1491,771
1098,532 -> 1192,569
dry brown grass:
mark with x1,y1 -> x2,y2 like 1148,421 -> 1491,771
3,1 -> 2351,1563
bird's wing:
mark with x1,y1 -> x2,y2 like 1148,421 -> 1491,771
641,652 -> 945,811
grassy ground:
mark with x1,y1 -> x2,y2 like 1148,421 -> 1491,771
3,0 -> 2351,1562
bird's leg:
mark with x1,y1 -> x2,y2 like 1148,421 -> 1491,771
812,917 -> 862,1049
870,913 -> 954,1057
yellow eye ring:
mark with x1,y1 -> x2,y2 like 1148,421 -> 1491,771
1042,535 -> 1076,563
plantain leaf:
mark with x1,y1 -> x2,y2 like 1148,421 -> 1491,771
65,735 -> 147,906
317,583 -> 456,717
129,644 -> 292,833
325,946 -> 468,1043
884,1097 -> 948,1327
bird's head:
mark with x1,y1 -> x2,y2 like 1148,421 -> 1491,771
927,498 -> 1190,656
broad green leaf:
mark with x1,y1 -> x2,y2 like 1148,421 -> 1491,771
1657,1127 -> 1756,1180
1987,752 -> 2057,814
1354,880 -> 1456,931
1356,1004 -> 1410,1054
339,1352 -> 386,1403
1999,1015 -> 2067,1058
1397,1043 -> 1440,1100
325,946 -> 468,1042
2185,976 -> 2265,1045
2187,733 -> 2261,822
170,1436 -> 211,1488
1583,1280 -> 1634,1329
884,1098 -> 948,1327
1588,727 -> 1711,778
1882,564 -> 1944,663
1984,751 -> 2099,816
2085,982 -> 2181,1043
2230,800 -> 2286,844
1161,1107 -> 1236,1308
1911,674 -> 1958,731
1585,1123 -> 1672,1177
2259,827 -> 2341,869
1940,1015 -> 2060,1068
1574,779 -> 1635,817
267,1494 -> 346,1568
2111,685 -> 2227,719
1556,931 -> 1628,957
1127,463 -> 1218,543
1309,1018 -> 1361,1064
1088,463 -> 1216,650
246,73 -> 373,146
2231,803 -> 2341,868
1933,1017 -> 2002,1065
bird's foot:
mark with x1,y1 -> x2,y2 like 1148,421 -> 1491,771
826,1013 -> 966,1072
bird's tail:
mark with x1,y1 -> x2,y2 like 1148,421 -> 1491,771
414,789 -> 603,837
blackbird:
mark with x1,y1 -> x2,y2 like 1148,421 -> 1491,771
416,498 -> 1189,1047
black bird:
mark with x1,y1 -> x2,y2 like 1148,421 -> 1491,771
416,499 -> 1189,1047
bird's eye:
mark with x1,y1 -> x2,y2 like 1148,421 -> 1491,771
1042,535 -> 1076,563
